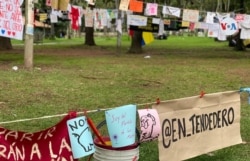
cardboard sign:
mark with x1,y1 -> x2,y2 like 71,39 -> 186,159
153,91 -> 242,161
105,104 -> 137,148
67,116 -> 95,159
220,17 -> 238,35
0,115 -> 77,161
0,0 -> 24,40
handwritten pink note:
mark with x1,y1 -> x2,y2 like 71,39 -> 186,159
138,109 -> 161,142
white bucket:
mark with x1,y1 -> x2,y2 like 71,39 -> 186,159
93,137 -> 139,161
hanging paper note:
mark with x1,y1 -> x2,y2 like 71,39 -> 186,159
119,0 -> 130,11
0,0 -> 24,40
145,3 -> 158,16
129,0 -> 143,13
105,104 -> 137,148
138,109 -> 161,142
67,116 -> 95,159
181,21 -> 190,27
182,9 -> 199,22
127,15 -> 147,26
162,6 -> 181,17
85,8 -> 94,27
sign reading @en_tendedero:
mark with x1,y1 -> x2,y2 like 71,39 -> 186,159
0,115 -> 77,161
220,17 -> 239,35
153,91 -> 242,161
67,116 -> 95,159
0,0 -> 24,40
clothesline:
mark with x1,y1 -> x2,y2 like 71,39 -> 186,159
0,99 -> 162,125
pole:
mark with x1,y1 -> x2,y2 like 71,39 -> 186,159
24,0 -> 34,69
115,0 -> 121,51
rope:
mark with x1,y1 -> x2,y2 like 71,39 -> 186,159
0,100 -> 162,125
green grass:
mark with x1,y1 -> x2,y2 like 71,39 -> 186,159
1,35 -> 250,161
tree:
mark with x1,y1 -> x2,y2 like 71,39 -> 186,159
0,37 -> 13,50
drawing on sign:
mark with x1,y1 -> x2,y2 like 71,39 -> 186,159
67,116 -> 95,159
72,127 -> 94,152
140,113 -> 157,140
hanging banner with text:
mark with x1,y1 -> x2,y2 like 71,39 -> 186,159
0,0 -> 24,40
0,115 -> 77,161
153,91 -> 242,161
129,17 -> 159,32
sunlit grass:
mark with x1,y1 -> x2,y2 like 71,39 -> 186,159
2,35 -> 250,161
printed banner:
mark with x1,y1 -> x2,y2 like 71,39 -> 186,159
127,15 -> 147,26
67,116 -> 95,159
153,91 -> 242,161
219,17 -> 238,35
129,17 -> 159,32
138,109 -> 161,142
0,115 -> 77,161
0,0 -> 24,40
105,104 -> 137,148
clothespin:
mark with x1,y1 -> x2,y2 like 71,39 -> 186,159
156,98 -> 160,105
84,110 -> 106,145
68,111 -> 77,118
200,91 -> 205,98
240,87 -> 250,104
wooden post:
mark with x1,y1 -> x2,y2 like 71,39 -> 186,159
24,0 -> 34,69
115,0 -> 121,51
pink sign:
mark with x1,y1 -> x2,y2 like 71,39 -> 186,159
138,109 -> 161,142
0,0 -> 24,40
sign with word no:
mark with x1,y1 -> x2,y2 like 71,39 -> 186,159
0,0 -> 24,40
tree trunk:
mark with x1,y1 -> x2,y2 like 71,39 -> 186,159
234,0 -> 245,51
84,27 -> 96,46
0,37 -> 13,50
50,23 -> 56,40
128,30 -> 143,54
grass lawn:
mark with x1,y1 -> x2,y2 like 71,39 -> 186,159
1,35 -> 250,161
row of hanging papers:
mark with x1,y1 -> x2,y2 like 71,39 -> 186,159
45,0 -> 250,40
